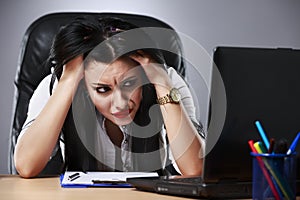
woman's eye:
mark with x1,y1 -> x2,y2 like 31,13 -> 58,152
122,79 -> 137,88
96,86 -> 111,93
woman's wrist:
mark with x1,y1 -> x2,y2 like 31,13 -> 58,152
56,74 -> 82,98
154,84 -> 172,98
60,56 -> 84,85
152,74 -> 173,97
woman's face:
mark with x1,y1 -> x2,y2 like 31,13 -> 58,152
84,57 -> 144,126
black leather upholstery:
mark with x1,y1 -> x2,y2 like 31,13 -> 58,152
9,12 -> 185,174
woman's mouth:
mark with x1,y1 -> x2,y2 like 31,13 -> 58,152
112,109 -> 133,119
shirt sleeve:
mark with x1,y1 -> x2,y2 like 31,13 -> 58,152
18,74 -> 53,140
167,67 -> 197,122
168,67 -> 206,138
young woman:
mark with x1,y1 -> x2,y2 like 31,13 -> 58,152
14,16 -> 205,178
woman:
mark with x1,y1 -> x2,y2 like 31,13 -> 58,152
14,16 -> 205,178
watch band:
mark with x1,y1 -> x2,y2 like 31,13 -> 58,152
157,94 -> 172,105
157,88 -> 181,105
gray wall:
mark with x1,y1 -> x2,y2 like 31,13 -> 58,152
1,0 -> 300,174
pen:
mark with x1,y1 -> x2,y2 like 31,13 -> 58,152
274,138 -> 288,154
92,180 -> 126,184
253,141 -> 267,153
286,132 -> 300,155
248,140 -> 281,200
92,180 -> 131,187
68,172 -> 80,181
255,121 -> 270,150
268,138 -> 275,154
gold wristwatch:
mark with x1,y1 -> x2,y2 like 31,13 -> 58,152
157,88 -> 181,105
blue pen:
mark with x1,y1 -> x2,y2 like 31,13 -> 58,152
287,132 -> 300,155
255,120 -> 270,150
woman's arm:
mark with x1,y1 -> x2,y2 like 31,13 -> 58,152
130,51 -> 205,176
14,56 -> 83,178
156,85 -> 205,175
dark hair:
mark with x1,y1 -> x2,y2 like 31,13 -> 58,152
49,15 -> 103,79
50,16 -> 166,79
85,17 -> 166,66
50,16 -> 167,172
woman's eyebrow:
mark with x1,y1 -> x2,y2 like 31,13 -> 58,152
120,75 -> 137,82
91,83 -> 112,87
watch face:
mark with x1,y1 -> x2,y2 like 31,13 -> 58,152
170,88 -> 181,103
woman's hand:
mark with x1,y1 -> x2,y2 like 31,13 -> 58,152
60,55 -> 84,84
129,50 -> 172,93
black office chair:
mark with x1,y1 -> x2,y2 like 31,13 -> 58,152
8,12 -> 186,175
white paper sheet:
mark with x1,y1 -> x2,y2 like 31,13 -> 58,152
61,171 -> 158,186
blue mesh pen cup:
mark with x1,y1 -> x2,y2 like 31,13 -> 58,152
251,152 -> 297,200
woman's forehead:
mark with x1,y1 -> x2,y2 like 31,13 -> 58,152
85,57 -> 141,81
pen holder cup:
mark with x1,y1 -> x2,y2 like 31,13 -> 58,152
251,153 -> 297,200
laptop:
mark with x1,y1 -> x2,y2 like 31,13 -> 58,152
127,46 -> 300,198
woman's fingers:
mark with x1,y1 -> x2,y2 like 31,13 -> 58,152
129,51 -> 172,89
62,55 -> 84,83
129,50 -> 157,65
65,55 -> 84,69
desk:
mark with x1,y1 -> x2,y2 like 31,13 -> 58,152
1,175 -> 299,200
0,175 -> 187,200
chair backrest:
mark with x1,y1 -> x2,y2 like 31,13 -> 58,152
9,12 -> 185,174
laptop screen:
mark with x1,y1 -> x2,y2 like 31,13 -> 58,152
203,46 -> 300,182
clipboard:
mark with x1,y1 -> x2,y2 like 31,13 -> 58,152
60,171 -> 158,188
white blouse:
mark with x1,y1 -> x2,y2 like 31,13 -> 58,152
18,67 -> 199,173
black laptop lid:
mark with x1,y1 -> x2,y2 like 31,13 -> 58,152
203,46 -> 300,182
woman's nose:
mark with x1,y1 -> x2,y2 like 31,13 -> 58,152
112,89 -> 129,110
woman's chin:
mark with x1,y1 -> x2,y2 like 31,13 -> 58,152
113,116 -> 134,126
